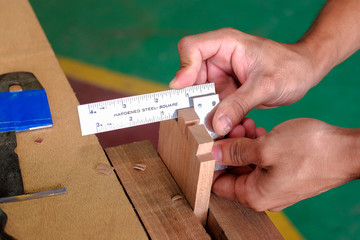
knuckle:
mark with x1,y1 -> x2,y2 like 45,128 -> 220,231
218,27 -> 242,41
229,96 -> 250,121
220,27 -> 242,36
245,190 -> 269,211
229,141 -> 242,165
220,27 -> 236,33
234,176 -> 269,212
256,139 -> 272,167
239,191 -> 268,212
256,145 -> 267,167
177,36 -> 193,51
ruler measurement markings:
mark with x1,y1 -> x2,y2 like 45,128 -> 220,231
78,83 -> 216,135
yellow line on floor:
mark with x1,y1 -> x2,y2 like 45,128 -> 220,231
58,56 -> 304,240
266,211 -> 304,240
58,56 -> 168,95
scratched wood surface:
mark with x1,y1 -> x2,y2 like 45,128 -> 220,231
0,1 -> 147,239
106,140 -> 211,240
207,194 -> 284,240
158,108 -> 215,225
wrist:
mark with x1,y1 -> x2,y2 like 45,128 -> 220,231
293,37 -> 336,88
335,127 -> 360,180
349,129 -> 360,179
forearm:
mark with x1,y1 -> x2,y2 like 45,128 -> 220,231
297,0 -> 360,86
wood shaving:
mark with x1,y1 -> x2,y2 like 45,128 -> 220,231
133,163 -> 146,171
34,137 -> 44,144
96,164 -> 114,176
171,195 -> 183,201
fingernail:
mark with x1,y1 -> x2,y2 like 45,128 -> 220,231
212,144 -> 222,163
218,115 -> 232,135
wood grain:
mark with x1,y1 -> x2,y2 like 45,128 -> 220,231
158,108 -> 215,225
106,140 -> 210,240
207,194 -> 284,240
0,1 -> 147,239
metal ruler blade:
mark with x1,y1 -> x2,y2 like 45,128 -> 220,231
0,187 -> 67,203
77,83 -> 218,136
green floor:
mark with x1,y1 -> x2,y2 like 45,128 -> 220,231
30,0 -> 360,239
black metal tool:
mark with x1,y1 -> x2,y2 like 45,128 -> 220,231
0,72 -> 54,239
0,131 -> 23,197
0,72 -> 42,92
0,208 -> 15,240
0,72 -> 42,198
0,72 -> 51,198
0,188 -> 67,204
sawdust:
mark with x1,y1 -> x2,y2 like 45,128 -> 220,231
133,163 -> 146,171
34,137 -> 44,144
96,164 -> 114,176
171,195 -> 183,201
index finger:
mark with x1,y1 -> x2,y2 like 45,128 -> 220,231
169,31 -> 223,89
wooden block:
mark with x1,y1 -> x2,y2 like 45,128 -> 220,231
188,125 -> 213,155
207,194 -> 284,240
158,108 -> 215,225
177,108 -> 200,138
105,141 -> 210,240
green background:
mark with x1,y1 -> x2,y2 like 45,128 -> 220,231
30,0 -> 360,239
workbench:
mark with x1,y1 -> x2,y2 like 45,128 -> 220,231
0,1 -> 283,239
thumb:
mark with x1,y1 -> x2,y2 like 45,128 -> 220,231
212,84 -> 265,135
212,137 -> 260,167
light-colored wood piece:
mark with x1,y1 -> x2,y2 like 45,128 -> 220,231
158,108 -> 215,225
95,163 -> 114,175
177,108 -> 200,138
106,140 -> 211,240
0,1 -> 147,239
207,194 -> 284,240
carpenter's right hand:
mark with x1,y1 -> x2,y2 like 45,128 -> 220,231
170,28 -> 321,135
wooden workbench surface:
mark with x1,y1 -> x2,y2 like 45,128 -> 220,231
0,1 -> 147,239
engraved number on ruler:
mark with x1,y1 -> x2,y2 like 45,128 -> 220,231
77,83 -> 216,135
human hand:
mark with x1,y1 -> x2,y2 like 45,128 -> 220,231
170,28 -> 322,135
212,118 -> 267,184
212,118 -> 360,211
